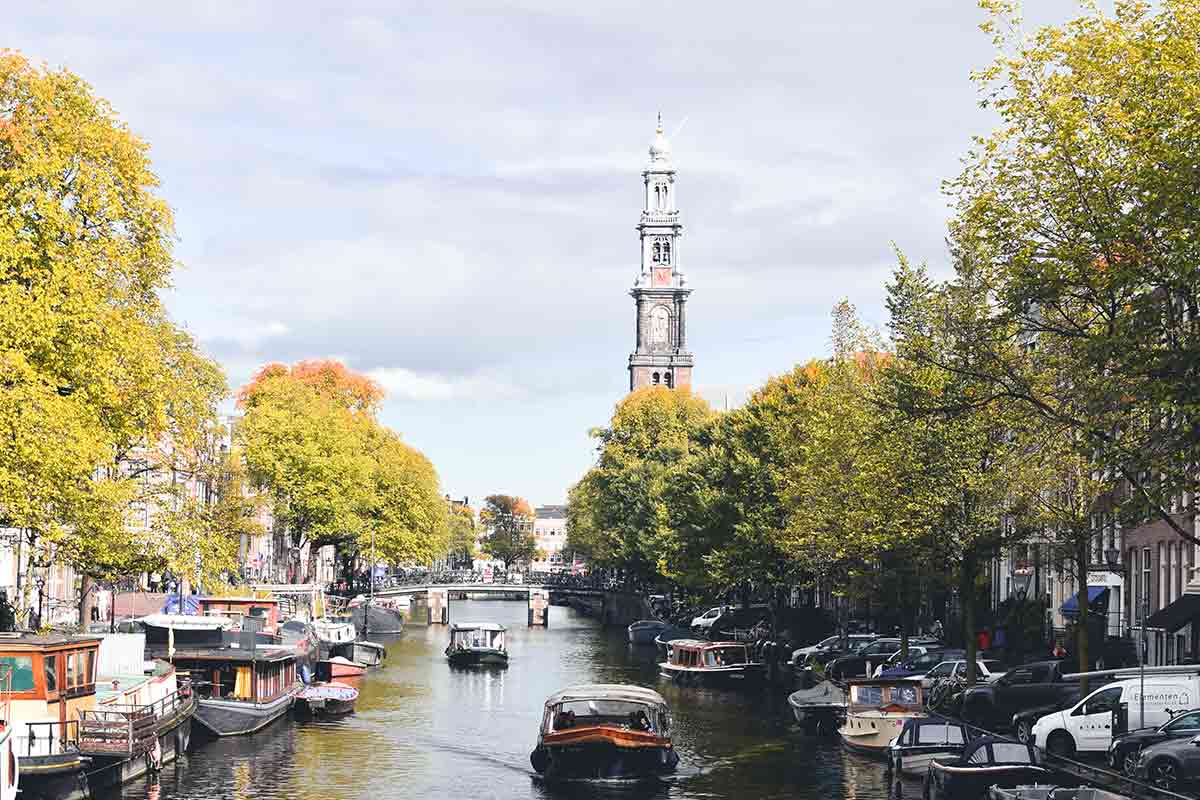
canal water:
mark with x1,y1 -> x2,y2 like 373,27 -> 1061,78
106,600 -> 889,800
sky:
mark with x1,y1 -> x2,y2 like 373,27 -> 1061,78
9,0 -> 1089,507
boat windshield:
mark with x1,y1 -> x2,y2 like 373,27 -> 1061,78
546,700 -> 662,734
704,646 -> 746,666
451,628 -> 505,649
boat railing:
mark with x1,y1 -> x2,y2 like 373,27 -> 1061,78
76,688 -> 194,758
14,720 -> 81,758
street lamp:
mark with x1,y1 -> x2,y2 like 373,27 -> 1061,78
1104,547 -> 1121,572
34,575 -> 45,630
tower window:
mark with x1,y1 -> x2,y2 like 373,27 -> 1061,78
663,240 -> 671,265
652,372 -> 661,385
652,241 -> 661,263
664,372 -> 673,388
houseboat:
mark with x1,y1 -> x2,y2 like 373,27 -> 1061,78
195,596 -> 283,637
2,632 -> 101,800
0,663 -> 19,800
658,640 -> 765,686
311,618 -> 357,660
788,680 -> 848,732
530,684 -> 678,781
445,623 -> 508,667
837,678 -> 926,756
627,619 -> 670,645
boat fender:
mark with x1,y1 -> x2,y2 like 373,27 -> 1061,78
530,746 -> 548,773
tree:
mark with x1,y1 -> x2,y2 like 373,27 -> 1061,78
947,0 -> 1200,545
447,503 -> 477,567
361,426 -> 448,567
238,366 -> 373,582
1,52 -> 228,615
479,495 -> 536,570
567,387 -> 714,582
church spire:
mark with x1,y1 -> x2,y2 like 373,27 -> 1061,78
628,113 -> 693,392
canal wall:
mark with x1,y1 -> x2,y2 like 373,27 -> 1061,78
558,592 -> 650,627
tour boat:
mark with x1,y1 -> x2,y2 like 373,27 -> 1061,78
340,639 -> 386,668
787,680 -> 848,732
445,623 -> 509,667
627,619 -> 670,645
658,640 -> 765,686
322,656 -> 367,679
530,684 -> 679,781
294,681 -> 358,718
837,678 -> 926,756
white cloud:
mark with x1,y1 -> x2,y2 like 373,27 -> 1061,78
369,367 -> 522,403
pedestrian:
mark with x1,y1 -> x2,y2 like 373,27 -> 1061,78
1052,642 -> 1067,658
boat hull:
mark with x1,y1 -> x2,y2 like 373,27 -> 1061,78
193,691 -> 295,737
326,659 -> 367,678
926,763 -> 1056,800
839,712 -> 924,757
659,662 -> 765,686
531,728 -> 677,781
341,641 -> 385,667
446,648 -> 509,667
350,603 -> 406,636
628,625 -> 667,645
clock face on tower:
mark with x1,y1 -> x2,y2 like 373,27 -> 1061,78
652,267 -> 671,287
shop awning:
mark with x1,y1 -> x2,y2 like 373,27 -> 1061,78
1146,592 -> 1200,634
1060,586 -> 1109,616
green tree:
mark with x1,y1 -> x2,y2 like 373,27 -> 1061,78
479,495 -> 536,570
948,0 -> 1200,545
447,503 -> 477,567
361,425 -> 448,567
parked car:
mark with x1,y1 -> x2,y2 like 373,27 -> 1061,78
791,633 -> 877,666
691,606 -> 725,632
1032,675 -> 1200,757
1109,708 -> 1200,775
919,659 -> 1006,689
879,649 -> 961,680
871,645 -> 940,677
827,638 -> 902,681
960,659 -> 1088,732
1010,689 -> 1082,745
1132,733 -> 1200,792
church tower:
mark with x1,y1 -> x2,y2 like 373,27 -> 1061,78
628,114 -> 694,391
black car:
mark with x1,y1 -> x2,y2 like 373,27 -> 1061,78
827,638 -> 902,680
1109,708 -> 1200,776
1133,732 -> 1200,792
1010,689 -> 1082,745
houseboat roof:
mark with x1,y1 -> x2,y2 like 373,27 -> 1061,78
198,597 -> 280,605
138,613 -> 235,630
167,644 -> 297,663
0,632 -> 102,649
450,622 -> 506,632
544,684 -> 667,707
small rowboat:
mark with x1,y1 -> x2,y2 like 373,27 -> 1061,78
295,681 -> 359,718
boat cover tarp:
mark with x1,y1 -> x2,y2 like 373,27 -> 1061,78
162,594 -> 200,615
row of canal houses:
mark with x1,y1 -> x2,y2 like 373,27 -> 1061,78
0,594 -> 317,800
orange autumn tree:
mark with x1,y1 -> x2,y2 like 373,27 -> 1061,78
238,359 -> 445,580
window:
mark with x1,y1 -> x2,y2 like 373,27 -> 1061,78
928,663 -> 952,678
66,652 -> 78,687
664,372 -> 673,388
652,372 -> 660,385
0,656 -> 35,692
968,746 -> 992,765
663,240 -> 671,264
991,743 -> 1033,764
891,685 -> 919,706
652,240 -> 662,263
917,724 -> 965,745
1030,664 -> 1050,682
1165,712 -> 1200,734
1143,547 -> 1152,607
1160,542 -> 1167,609
1083,687 -> 1122,715
43,655 -> 57,692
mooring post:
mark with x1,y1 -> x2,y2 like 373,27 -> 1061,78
427,588 -> 449,625
527,588 -> 549,627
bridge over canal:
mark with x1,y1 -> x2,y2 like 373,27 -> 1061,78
367,582 -> 650,628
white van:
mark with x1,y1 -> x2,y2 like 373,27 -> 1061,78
1031,676 -> 1200,757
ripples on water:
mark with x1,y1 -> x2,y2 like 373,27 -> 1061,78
105,600 -> 889,800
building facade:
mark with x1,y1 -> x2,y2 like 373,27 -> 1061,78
628,114 -> 694,391
531,505 -> 567,572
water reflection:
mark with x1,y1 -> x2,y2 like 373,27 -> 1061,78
107,601 -> 888,800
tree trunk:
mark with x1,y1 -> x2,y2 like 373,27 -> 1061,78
79,574 -> 96,629
1076,538 -> 1091,695
305,544 -> 320,584
962,551 -> 978,686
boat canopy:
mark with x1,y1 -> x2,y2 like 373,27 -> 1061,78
543,683 -> 667,708
138,613 -> 234,631
449,622 -> 507,632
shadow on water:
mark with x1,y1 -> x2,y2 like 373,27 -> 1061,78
102,600 -> 887,800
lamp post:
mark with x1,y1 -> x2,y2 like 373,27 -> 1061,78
1139,598 -> 1149,727
34,575 -> 45,630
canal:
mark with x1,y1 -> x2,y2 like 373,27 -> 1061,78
106,600 -> 889,799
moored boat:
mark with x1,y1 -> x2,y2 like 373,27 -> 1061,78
445,623 -> 509,667
294,682 -> 358,718
652,627 -> 693,658
529,684 -> 678,781
837,678 -> 926,756
322,656 -> 366,679
885,715 -> 975,784
788,681 -> 847,732
341,639 -> 386,668
924,737 -> 1057,800
311,619 -> 357,660
627,619 -> 670,645
988,787 -> 1129,800
347,596 -> 406,636
658,640 -> 764,686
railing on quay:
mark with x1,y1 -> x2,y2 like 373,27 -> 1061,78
326,568 -> 659,598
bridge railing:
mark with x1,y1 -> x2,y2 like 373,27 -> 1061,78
326,569 -> 659,597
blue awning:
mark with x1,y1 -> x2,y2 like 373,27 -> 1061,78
1060,586 -> 1109,616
